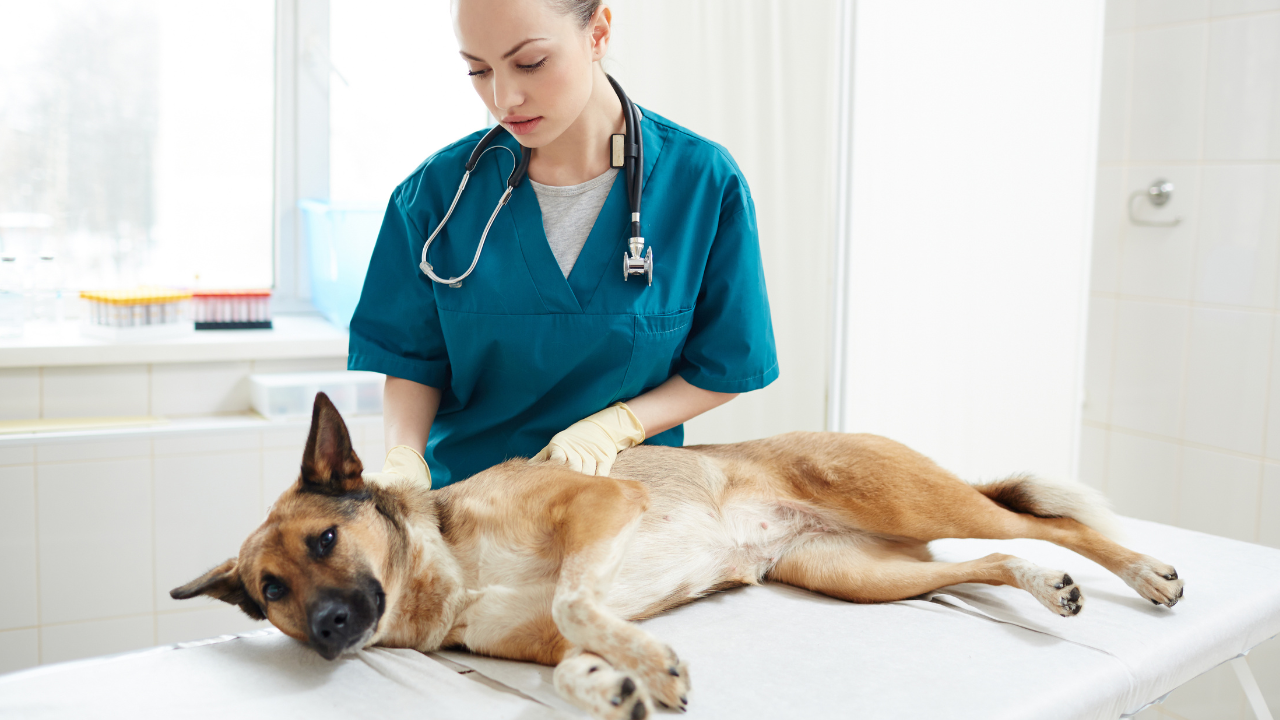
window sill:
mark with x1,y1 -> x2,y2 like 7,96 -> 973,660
0,314 -> 348,368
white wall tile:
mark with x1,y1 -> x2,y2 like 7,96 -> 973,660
1092,167 -> 1127,294
1160,657 -> 1248,720
1245,636 -> 1280,712
1211,0 -> 1280,14
0,444 -> 34,466
1261,463 -> 1280,548
41,364 -> 149,419
37,459 -> 153,624
1111,300 -> 1188,437
262,447 -> 301,515
1178,446 -> 1261,542
39,615 -> 155,665
0,466 -> 38,632
153,428 -> 260,457
0,368 -> 39,421
0,629 -> 38,675
1265,315 -> 1280,460
1204,13 -> 1280,161
1119,166 -> 1201,301
150,361 -> 252,417
156,606 -> 265,646
1134,0 -> 1210,26
1098,34 -> 1133,164
1128,24 -> 1207,162
1195,164 -> 1280,308
1107,0 -> 1137,32
34,437 -> 150,464
154,452 -> 261,612
1106,431 -> 1179,523
1182,308 -> 1272,454
1079,424 -> 1109,491
1084,296 -> 1117,424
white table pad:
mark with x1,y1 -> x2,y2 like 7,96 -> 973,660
3,518 -> 1276,720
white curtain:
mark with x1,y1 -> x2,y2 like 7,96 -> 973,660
605,0 -> 841,443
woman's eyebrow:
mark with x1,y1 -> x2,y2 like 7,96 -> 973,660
460,37 -> 548,63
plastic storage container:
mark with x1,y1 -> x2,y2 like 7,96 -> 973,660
298,200 -> 382,328
249,371 -> 384,419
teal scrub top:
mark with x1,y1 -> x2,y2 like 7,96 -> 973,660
348,105 -> 778,487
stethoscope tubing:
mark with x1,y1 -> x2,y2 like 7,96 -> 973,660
419,74 -> 642,288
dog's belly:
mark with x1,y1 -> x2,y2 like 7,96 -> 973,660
604,494 -> 827,620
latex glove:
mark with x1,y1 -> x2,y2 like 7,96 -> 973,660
530,402 -> 645,477
362,445 -> 432,490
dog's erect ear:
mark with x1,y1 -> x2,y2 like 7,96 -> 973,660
169,558 -> 265,620
300,392 -> 365,496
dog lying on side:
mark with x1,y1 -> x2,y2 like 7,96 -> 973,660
173,393 -> 1184,719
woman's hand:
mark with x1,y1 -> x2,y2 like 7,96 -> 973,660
532,376 -> 738,476
363,445 -> 432,490
530,402 -> 645,476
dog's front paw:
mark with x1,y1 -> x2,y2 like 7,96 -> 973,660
1122,556 -> 1184,608
554,652 -> 655,720
624,641 -> 689,712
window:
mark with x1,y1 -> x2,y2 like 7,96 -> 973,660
329,0 -> 488,205
0,0 -> 274,290
0,0 -> 484,297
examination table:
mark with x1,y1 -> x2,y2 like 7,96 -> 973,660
2,518 -> 1276,719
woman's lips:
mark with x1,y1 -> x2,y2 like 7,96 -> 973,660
504,116 -> 543,135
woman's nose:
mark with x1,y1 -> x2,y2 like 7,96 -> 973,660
492,72 -> 523,114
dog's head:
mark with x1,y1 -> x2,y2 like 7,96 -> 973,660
171,393 -> 421,660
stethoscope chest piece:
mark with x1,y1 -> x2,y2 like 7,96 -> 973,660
623,240 -> 653,286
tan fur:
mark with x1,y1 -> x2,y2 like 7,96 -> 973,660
173,398 -> 1184,720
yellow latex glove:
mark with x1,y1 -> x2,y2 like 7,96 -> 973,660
530,402 -> 645,476
362,445 -> 432,490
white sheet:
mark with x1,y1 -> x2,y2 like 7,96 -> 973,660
439,518 -> 1280,719
3,518 -> 1276,720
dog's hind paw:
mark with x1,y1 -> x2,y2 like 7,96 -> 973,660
1004,557 -> 1085,617
1121,556 -> 1184,608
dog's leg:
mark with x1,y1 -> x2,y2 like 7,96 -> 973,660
768,535 -> 1086,616
550,479 -> 690,715
554,648 -> 654,720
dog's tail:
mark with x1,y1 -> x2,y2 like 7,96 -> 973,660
973,473 -> 1122,540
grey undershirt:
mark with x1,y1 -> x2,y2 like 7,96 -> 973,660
530,167 -> 619,278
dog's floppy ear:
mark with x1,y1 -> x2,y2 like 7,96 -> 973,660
169,558 -> 265,620
300,392 -> 365,496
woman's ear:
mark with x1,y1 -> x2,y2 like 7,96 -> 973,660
590,5 -> 612,60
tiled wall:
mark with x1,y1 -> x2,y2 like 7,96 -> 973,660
0,357 -> 347,421
0,414 -> 385,674
1087,1 -> 1280,717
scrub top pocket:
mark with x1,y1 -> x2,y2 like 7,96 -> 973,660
619,309 -> 695,399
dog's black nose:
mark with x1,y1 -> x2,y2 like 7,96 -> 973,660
309,597 -> 359,660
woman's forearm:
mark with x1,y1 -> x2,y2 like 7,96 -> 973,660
625,374 -> 737,439
383,376 -> 441,456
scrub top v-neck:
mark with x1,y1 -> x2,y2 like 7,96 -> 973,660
348,105 -> 778,487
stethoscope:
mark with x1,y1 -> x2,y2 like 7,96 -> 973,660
419,74 -> 652,288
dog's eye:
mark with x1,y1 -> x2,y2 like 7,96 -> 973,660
317,527 -> 337,555
263,581 -> 286,602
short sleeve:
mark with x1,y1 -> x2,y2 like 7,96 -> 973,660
676,189 -> 779,394
347,192 -> 450,388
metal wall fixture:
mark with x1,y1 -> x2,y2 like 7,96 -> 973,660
1128,178 -> 1183,227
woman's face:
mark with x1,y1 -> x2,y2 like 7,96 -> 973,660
454,0 -> 602,148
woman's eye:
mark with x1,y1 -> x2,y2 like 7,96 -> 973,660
517,58 -> 547,72
264,582 -> 285,601
467,68 -> 490,77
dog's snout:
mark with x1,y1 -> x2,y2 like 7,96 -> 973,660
309,596 -> 360,659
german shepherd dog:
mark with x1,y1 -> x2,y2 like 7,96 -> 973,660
173,394 -> 1184,719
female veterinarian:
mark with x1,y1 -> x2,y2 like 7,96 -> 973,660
348,0 -> 778,489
